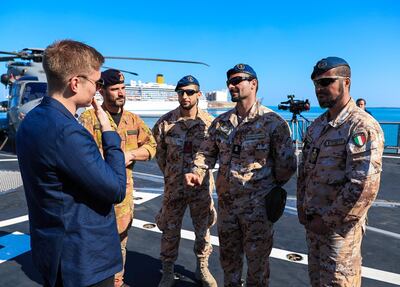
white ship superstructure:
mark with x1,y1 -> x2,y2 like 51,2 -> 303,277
123,79 -> 208,117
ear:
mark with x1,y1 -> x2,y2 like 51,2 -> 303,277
197,91 -> 202,101
69,76 -> 80,93
344,77 -> 351,88
251,78 -> 258,90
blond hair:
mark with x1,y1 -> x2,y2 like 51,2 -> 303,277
43,40 -> 104,93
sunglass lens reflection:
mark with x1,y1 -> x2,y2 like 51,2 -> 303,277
316,78 -> 337,87
177,90 -> 197,96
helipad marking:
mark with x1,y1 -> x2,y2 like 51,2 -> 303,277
133,171 -> 164,183
383,155 -> 400,159
0,215 -> 399,284
132,219 -> 400,286
134,187 -> 164,193
0,231 -> 30,264
0,215 -> 29,228
133,191 -> 160,205
0,152 -> 17,158
285,197 -> 400,239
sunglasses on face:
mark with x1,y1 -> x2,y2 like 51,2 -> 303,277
313,76 -> 348,88
176,89 -> 199,97
77,75 -> 105,90
226,76 -> 254,87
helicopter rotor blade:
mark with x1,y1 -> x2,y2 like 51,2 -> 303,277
0,51 -> 19,56
0,56 -> 17,62
102,66 -> 139,76
104,56 -> 210,67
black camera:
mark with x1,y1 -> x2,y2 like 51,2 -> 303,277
278,95 -> 310,115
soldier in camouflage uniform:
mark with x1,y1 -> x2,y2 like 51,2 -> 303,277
185,64 -> 296,287
80,69 -> 156,287
153,75 -> 217,287
297,57 -> 384,287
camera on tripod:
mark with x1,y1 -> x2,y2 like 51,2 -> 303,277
278,95 -> 310,115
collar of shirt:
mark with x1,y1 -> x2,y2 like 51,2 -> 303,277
323,98 -> 357,128
170,106 -> 210,123
230,100 -> 262,127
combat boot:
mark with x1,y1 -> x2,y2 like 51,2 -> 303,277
195,257 -> 217,287
158,261 -> 175,287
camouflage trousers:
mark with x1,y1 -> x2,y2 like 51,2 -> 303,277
114,212 -> 134,287
156,187 -> 216,262
306,224 -> 364,287
218,196 -> 273,287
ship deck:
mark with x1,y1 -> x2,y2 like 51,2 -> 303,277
0,151 -> 399,286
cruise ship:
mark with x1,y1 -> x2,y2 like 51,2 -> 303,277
121,74 -> 209,117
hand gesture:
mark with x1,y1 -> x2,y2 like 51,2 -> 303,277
185,173 -> 202,187
92,98 -> 112,132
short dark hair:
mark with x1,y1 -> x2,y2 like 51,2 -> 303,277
334,66 -> 351,78
356,98 -> 366,105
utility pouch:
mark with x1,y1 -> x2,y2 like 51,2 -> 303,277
265,186 -> 287,223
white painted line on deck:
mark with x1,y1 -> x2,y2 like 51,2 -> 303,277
0,214 -> 399,284
135,187 -> 164,193
133,171 -> 164,183
132,218 -> 400,285
0,159 -> 18,162
0,152 -> 17,158
383,155 -> 400,159
366,226 -> 400,239
133,191 -> 160,205
0,215 -> 29,228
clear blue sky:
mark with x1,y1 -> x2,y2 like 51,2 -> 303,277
1,0 -> 399,107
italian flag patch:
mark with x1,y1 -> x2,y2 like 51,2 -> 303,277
352,132 -> 367,147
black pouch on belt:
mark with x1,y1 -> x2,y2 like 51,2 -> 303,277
265,186 -> 287,223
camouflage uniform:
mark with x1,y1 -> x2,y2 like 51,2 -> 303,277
193,101 -> 296,287
152,107 -> 216,263
80,108 -> 156,283
297,99 -> 384,287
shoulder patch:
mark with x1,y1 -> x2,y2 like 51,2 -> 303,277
352,132 -> 367,147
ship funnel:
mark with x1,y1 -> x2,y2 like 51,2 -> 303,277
156,74 -> 164,84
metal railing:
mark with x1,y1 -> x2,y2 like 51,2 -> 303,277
287,119 -> 400,155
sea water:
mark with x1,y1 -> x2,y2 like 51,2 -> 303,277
142,106 -> 400,152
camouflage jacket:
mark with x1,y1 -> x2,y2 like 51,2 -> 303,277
192,101 -> 296,202
153,107 -> 214,195
297,99 -> 384,235
79,108 -> 156,218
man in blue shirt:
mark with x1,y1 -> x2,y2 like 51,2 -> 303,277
16,40 -> 127,287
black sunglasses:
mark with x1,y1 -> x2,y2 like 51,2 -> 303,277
176,89 -> 199,97
226,76 -> 254,86
313,76 -> 348,88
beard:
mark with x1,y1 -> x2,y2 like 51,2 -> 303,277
317,82 -> 344,108
317,94 -> 338,108
111,97 -> 125,108
180,101 -> 196,110
230,89 -> 246,102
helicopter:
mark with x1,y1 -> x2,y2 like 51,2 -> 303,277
0,47 -> 209,150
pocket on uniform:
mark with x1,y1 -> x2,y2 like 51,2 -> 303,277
125,129 -> 138,150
